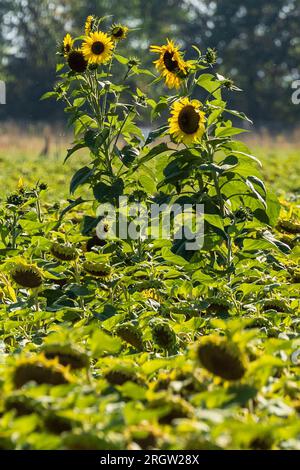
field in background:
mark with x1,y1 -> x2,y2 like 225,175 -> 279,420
0,123 -> 299,202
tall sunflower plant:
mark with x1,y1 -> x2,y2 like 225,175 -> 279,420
43,15 -> 285,276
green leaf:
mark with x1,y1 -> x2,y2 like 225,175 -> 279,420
90,330 -> 122,356
70,166 -> 93,194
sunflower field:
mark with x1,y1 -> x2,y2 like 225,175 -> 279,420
0,15 -> 299,452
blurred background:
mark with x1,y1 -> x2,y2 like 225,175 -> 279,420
0,0 -> 299,198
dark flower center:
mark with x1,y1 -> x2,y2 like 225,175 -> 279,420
163,51 -> 179,72
91,41 -> 105,55
65,44 -> 71,53
113,27 -> 124,38
68,51 -> 87,73
178,105 -> 200,134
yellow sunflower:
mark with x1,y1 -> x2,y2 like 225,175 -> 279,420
63,33 -> 74,56
109,23 -> 129,42
169,97 -> 206,144
150,39 -> 189,89
85,15 -> 95,36
82,31 -> 114,65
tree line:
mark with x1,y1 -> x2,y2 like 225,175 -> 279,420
0,0 -> 299,127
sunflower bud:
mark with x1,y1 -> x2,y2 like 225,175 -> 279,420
205,48 -> 218,65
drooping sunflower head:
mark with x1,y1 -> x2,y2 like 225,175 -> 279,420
85,15 -> 96,36
151,322 -> 177,352
67,48 -> 88,73
63,33 -> 74,56
11,263 -> 43,289
115,323 -> 144,351
12,354 -> 73,389
150,39 -> 189,89
104,365 -> 144,387
109,23 -> 129,42
50,242 -> 78,262
41,343 -> 89,370
82,261 -> 111,279
169,97 -> 206,145
262,298 -> 290,313
82,31 -> 114,65
196,336 -> 247,381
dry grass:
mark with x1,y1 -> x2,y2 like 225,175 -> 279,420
0,122 -> 299,200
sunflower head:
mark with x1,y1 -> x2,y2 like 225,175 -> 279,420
150,39 -> 189,89
262,298 -> 290,313
169,97 -> 206,145
63,33 -> 74,56
5,393 -> 41,416
67,48 -> 88,73
128,423 -> 163,450
83,261 -> 111,279
41,343 -> 89,370
196,336 -> 247,381
104,365 -> 144,387
85,15 -> 95,36
277,218 -> 300,234
11,263 -> 43,289
115,323 -> 144,350
12,354 -> 73,389
151,322 -> 177,352
205,296 -> 232,316
109,23 -> 129,42
50,242 -> 78,262
82,31 -> 114,65
150,395 -> 193,424
44,411 -> 75,435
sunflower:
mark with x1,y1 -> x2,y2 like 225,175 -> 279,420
41,343 -> 89,370
63,33 -> 74,56
82,31 -> 114,65
11,263 -> 43,289
109,23 -> 129,42
151,322 -> 177,352
115,323 -> 144,350
196,336 -> 247,381
150,39 -> 189,89
12,354 -> 73,389
85,15 -> 95,36
83,261 -> 111,279
67,48 -> 88,73
50,242 -> 78,262
169,97 -> 206,144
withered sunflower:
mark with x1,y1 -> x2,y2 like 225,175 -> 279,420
63,33 -> 74,56
82,31 -> 114,65
150,39 -> 189,89
67,48 -> 88,73
169,97 -> 206,144
109,23 -> 129,42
